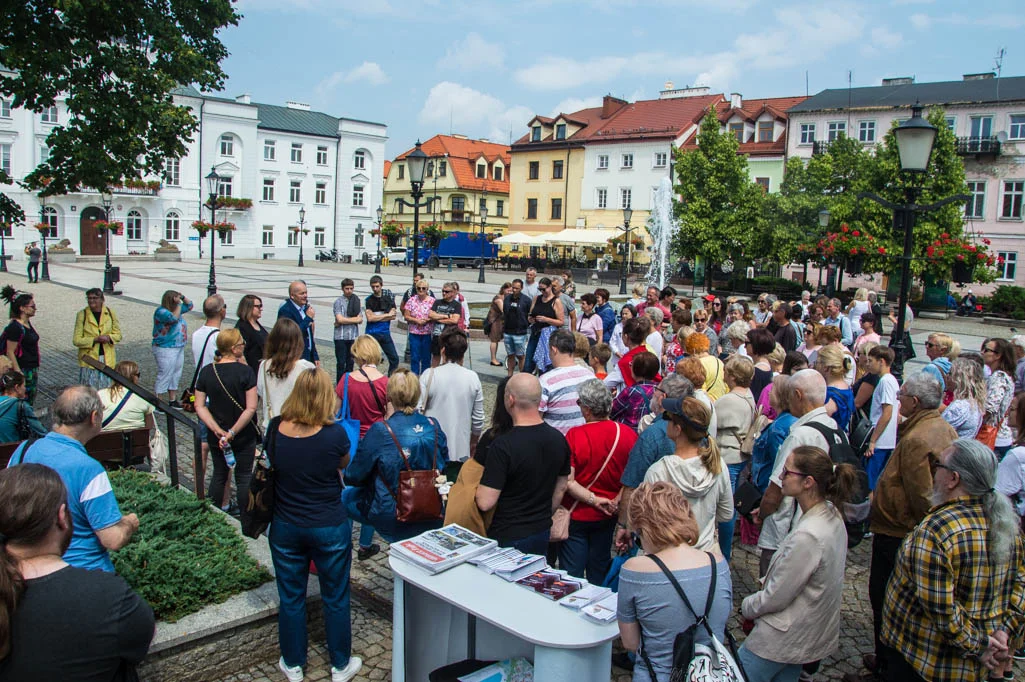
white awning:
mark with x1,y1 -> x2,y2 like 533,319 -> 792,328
493,232 -> 546,246
544,228 -> 620,245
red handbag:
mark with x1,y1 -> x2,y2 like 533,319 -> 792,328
382,419 -> 443,523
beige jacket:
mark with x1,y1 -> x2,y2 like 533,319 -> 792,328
741,501 -> 848,664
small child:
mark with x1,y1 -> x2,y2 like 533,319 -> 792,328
588,342 -> 612,380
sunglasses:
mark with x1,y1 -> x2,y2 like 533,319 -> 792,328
713,302 -> 721,307
982,347 -> 997,354
442,289 -> 453,294
253,303 -> 263,308
781,466 -> 810,479
416,287 -> 428,291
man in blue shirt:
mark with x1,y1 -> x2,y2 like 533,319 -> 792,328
824,297 -> 853,347
595,288 -> 617,344
365,275 -> 399,374
10,386 -> 139,572
277,280 -> 319,366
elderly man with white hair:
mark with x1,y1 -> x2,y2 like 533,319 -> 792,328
755,368 -> 838,577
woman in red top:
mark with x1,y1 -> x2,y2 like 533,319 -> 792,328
558,378 -> 638,583
616,317 -> 649,388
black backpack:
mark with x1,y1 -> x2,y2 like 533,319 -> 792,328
804,421 -> 871,548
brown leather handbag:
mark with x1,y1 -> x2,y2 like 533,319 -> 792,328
382,419 -> 443,523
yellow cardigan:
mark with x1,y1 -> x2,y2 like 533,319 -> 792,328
73,306 -> 122,368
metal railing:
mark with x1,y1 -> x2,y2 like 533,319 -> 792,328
955,136 -> 1001,155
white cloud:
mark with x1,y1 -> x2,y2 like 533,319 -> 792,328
419,81 -> 533,142
437,33 -> 505,72
908,11 -> 1023,31
909,12 -> 932,30
549,96 -> 603,117
870,26 -> 902,49
317,62 -> 389,95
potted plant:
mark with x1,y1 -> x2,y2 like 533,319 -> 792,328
420,222 -> 446,248
376,221 -> 403,247
94,220 -> 124,235
925,234 -> 1000,285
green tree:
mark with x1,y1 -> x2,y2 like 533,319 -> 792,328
672,108 -> 763,288
1,0 -> 240,195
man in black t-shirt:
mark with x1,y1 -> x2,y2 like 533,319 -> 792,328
0,464 -> 155,681
476,373 -> 570,554
428,282 -> 463,361
502,278 -> 531,376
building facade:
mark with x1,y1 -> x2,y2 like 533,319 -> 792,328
0,80 -> 387,261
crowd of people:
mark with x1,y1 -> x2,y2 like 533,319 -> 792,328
2,274 -> 1025,682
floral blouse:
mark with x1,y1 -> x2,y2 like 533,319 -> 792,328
152,300 -> 194,348
403,295 -> 436,335
984,370 -> 1014,443
942,399 -> 983,439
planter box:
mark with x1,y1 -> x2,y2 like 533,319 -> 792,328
154,252 -> 181,262
47,252 -> 77,263
984,316 -> 1023,327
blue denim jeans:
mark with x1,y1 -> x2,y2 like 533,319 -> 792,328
558,517 -> 616,584
269,518 -> 354,670
738,644 -> 802,682
523,332 -> 541,374
370,333 -> 399,375
717,461 -> 746,561
408,333 -> 432,375
497,528 -> 550,555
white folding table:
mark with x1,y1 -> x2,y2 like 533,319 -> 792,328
389,555 -> 619,682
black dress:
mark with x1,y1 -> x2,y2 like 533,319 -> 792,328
236,319 -> 268,370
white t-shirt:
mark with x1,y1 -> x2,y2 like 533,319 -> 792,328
256,359 -> 316,427
191,326 -> 220,370
996,446 -> 1025,515
99,389 -> 154,431
645,331 -> 664,361
870,373 -> 900,449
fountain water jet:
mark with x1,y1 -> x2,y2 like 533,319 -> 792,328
646,176 -> 678,289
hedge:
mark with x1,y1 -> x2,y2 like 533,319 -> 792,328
977,285 -> 1025,320
110,470 -> 271,622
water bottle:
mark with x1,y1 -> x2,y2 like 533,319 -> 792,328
222,443 -> 236,468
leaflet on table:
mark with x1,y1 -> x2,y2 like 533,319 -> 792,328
580,592 -> 618,624
470,547 -> 547,581
389,524 -> 497,574
557,584 -> 613,610
515,568 -> 584,600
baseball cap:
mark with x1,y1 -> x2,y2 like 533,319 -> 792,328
660,397 -> 709,435
702,294 -> 715,302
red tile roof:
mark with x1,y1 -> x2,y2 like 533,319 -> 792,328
394,135 -> 512,193
513,106 -> 607,145
383,160 -> 391,179
679,95 -> 805,156
588,94 -> 725,142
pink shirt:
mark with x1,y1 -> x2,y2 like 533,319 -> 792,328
404,295 -> 435,335
576,313 -> 603,342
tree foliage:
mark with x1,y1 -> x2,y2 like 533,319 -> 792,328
0,0 -> 240,195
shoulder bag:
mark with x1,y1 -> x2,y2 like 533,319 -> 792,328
213,361 -> 262,442
382,417 -> 443,523
182,329 -> 216,413
740,400 -> 769,457
358,368 -> 388,418
551,423 -> 621,542
335,374 -> 361,457
243,417 -> 278,539
101,390 -> 133,428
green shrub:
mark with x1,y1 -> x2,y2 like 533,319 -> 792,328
110,470 -> 271,622
978,285 -> 1025,320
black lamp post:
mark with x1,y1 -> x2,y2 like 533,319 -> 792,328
618,206 -> 634,295
297,206 -> 306,267
477,190 -> 489,284
859,102 -> 966,379
38,194 -> 50,280
101,188 -> 115,294
817,209 -> 830,294
374,205 -> 383,274
205,167 -> 220,296
396,141 -> 430,277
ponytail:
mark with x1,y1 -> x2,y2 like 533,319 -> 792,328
791,445 -> 858,508
0,543 -> 21,660
666,398 -> 721,475
826,463 -> 859,509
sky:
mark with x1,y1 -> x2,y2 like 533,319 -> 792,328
218,0 -> 1025,158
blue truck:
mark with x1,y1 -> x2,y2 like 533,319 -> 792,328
406,231 -> 498,268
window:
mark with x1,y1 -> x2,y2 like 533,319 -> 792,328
966,181 -> 985,219
551,198 -> 562,220
264,140 -> 276,161
0,144 -> 9,175
970,115 -> 993,140
354,223 -> 364,248
476,162 -> 486,179
728,123 -> 744,142
452,196 -> 465,214
754,177 -> 770,192
555,124 -> 566,140
165,212 -> 180,241
479,197 -> 487,214
217,176 -> 233,198
164,158 -> 180,187
398,164 -> 405,180
289,180 -> 301,203
41,106 -> 57,124
262,178 -> 275,202
426,161 -> 434,177
40,206 -> 58,239
597,154 -> 609,170
314,227 -> 325,247
827,121 -> 846,142
998,252 -> 1018,281
287,227 -> 299,246
527,198 -> 538,219
800,123 -> 816,145
945,116 -> 956,132
315,182 -> 327,204
528,161 -> 539,180
262,225 -> 274,246
552,160 -> 563,180
620,188 -> 632,210
494,165 -> 503,181
396,200 -> 404,214
439,161 -> 446,177
496,200 -> 504,217
621,153 -> 634,169
125,211 -> 142,241
1002,180 -> 1024,219
858,120 -> 876,143
597,188 -> 608,209
290,143 -> 302,163
757,121 -> 773,143
531,126 -> 541,142
219,134 -> 233,156
653,152 -> 667,168
1010,114 -> 1025,140
219,229 -> 233,246
354,150 -> 365,169
352,184 -> 364,207
0,99 -> 9,118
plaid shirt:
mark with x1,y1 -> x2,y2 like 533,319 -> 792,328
610,381 -> 656,430
882,495 -> 1025,681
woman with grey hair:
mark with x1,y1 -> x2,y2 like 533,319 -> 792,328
722,318 -> 751,357
557,378 -> 638,582
941,357 -> 985,438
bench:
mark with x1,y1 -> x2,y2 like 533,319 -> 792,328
0,428 -> 151,469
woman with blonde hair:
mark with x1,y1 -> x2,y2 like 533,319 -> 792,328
267,367 -> 362,682
922,332 -> 959,387
643,396 -> 733,555
257,318 -> 315,429
98,360 -> 155,432
685,332 -> 726,400
846,287 -> 871,335
816,345 -> 855,433
151,289 -> 193,408
941,356 -> 985,438
815,324 -> 855,385
617,482 -> 732,682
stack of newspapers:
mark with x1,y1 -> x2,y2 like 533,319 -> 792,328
389,525 -> 497,574
469,546 -> 547,582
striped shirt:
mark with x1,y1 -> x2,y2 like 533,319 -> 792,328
539,365 -> 593,435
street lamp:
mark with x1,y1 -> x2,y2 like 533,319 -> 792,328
100,188 -> 115,294
618,206 -> 634,295
395,141 -> 430,277
297,206 -> 306,267
477,190 -> 489,284
374,205 -> 383,274
817,208 -> 830,294
37,194 -> 50,280
205,167 -> 220,296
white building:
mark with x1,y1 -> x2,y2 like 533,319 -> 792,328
0,82 -> 387,261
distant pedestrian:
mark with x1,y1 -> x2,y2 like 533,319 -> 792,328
524,277 -> 564,374
576,293 -> 603,345
594,288 -> 617,344
151,289 -> 193,408
1,286 -> 40,405
428,282 -> 463,367
25,242 -> 41,283
487,282 -> 512,367
332,278 -> 363,382
277,281 -> 319,367
502,278 -> 530,376
522,267 -> 540,300
981,338 -> 1015,457
73,288 -> 122,389
235,294 -> 268,370
364,275 -> 399,374
402,278 -> 434,375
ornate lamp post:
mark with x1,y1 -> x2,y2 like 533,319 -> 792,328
477,190 -> 489,284
297,206 -> 306,267
395,141 -> 430,277
374,205 -> 383,274
38,194 -> 50,281
205,167 -> 220,296
817,208 -> 830,294
618,206 -> 634,295
101,188 -> 115,294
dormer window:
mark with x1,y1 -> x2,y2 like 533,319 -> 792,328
758,121 -> 773,143
531,126 -> 542,142
476,162 -> 486,179
555,124 -> 566,140
494,166 -> 503,181
729,123 -> 744,143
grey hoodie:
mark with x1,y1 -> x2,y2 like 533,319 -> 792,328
643,454 -> 734,553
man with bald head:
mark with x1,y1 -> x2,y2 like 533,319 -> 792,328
277,280 -> 319,366
476,373 -> 571,554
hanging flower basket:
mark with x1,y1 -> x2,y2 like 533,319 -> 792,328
845,253 -> 864,276
205,197 -> 253,211
192,220 -> 236,235
94,220 -> 124,235
289,227 -> 311,235
421,222 -> 446,248
33,222 -> 52,233
952,260 -> 976,285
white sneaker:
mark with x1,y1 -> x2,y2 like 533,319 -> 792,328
331,656 -> 363,682
278,656 -> 304,682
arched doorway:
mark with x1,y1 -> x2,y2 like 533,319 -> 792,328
79,207 -> 106,256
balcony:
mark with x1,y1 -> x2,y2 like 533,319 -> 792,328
811,140 -> 832,156
956,136 -> 1001,157
80,183 -> 161,197
441,209 -> 474,224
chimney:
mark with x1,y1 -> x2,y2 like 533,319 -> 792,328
286,101 -> 311,111
601,95 -> 628,119
730,92 -> 742,109
963,72 -> 996,81
881,76 -> 914,86
235,93 -> 251,104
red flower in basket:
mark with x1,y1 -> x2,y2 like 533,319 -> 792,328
878,247 -> 887,254
852,230 -> 861,237
849,248 -> 858,255
841,224 -> 849,233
